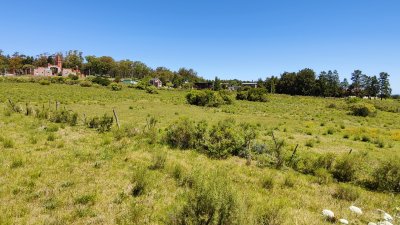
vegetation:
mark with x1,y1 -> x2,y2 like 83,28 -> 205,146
0,81 -> 399,224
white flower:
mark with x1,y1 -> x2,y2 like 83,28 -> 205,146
349,205 -> 362,215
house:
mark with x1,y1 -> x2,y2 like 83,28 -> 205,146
150,78 -> 162,88
33,54 -> 79,77
194,82 -> 213,90
242,82 -> 258,88
228,86 -> 241,91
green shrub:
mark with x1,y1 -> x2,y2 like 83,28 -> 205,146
130,167 -> 150,197
165,118 -> 196,149
149,151 -> 167,170
87,114 -> 113,132
236,88 -> 268,102
332,184 -> 360,201
207,118 -> 245,159
145,85 -> 158,94
68,74 -> 79,80
261,174 -> 275,190
186,90 -> 232,107
39,79 -> 50,85
172,172 -> 239,225
74,194 -> 96,206
80,81 -> 92,87
350,103 -> 377,117
332,156 -> 357,182
1,136 -> 15,148
283,174 -> 296,188
314,168 -> 333,185
92,76 -> 111,86
49,109 -> 78,126
110,82 -> 122,91
371,159 -> 400,193
256,200 -> 285,225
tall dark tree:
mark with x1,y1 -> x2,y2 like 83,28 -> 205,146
296,68 -> 316,96
276,72 -> 297,95
350,70 -> 363,97
379,72 -> 391,100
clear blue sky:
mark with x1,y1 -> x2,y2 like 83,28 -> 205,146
1,0 -> 399,93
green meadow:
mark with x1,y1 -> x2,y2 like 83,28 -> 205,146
0,81 -> 399,224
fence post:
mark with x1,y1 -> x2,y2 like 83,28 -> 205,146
113,109 -> 120,129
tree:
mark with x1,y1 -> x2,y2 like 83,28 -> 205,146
340,78 -> 350,97
350,70 -> 363,97
0,50 -> 8,74
9,52 -> 23,74
295,68 -> 316,96
117,59 -> 134,78
63,50 -> 84,69
379,72 -> 391,100
131,61 -> 152,78
213,76 -> 222,91
265,76 -> 278,94
276,72 -> 297,95
34,54 -> 49,67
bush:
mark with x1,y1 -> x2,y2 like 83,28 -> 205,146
172,171 -> 239,225
165,118 -> 196,149
315,168 -> 333,185
130,167 -> 150,197
68,74 -> 79,80
145,85 -> 158,94
207,118 -> 245,159
371,159 -> 400,193
149,151 -> 167,170
350,103 -> 377,117
39,79 -> 50,85
87,114 -> 113,132
236,88 -> 268,102
332,156 -> 357,182
80,81 -> 92,87
186,90 -> 232,107
50,109 -> 78,126
92,76 -> 111,86
110,82 -> 122,91
261,174 -> 275,190
256,200 -> 285,225
332,184 -> 360,201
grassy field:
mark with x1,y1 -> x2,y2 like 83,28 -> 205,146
0,81 -> 399,224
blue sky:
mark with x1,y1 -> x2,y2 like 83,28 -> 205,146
1,0 -> 399,93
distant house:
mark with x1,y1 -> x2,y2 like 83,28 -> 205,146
194,82 -> 213,90
242,82 -> 258,88
150,78 -> 162,88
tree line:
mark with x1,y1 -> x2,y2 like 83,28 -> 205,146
0,50 -> 392,98
218,68 -> 392,99
0,50 -> 204,88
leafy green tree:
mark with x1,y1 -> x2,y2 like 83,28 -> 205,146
296,68 -> 316,96
379,72 -> 391,100
265,76 -> 278,94
63,50 -> 84,69
213,76 -> 222,91
276,72 -> 297,95
131,61 -> 152,78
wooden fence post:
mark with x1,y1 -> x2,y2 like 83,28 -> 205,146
113,109 -> 120,129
